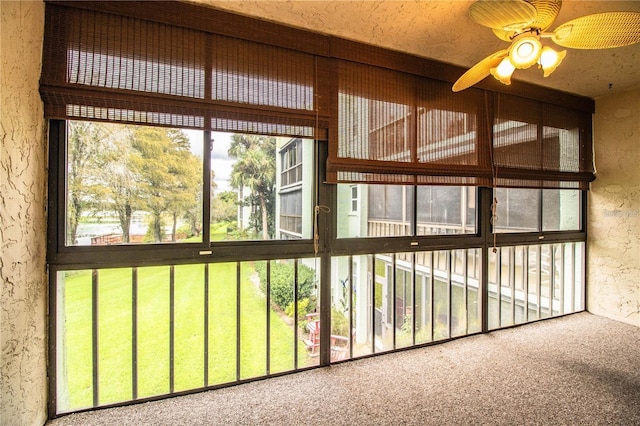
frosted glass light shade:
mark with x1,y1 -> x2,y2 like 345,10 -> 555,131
491,57 -> 515,85
509,35 -> 542,68
539,46 -> 566,77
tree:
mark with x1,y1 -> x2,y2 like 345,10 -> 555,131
211,190 -> 238,224
92,125 -> 140,243
228,135 -> 276,240
128,127 -> 201,243
164,130 -> 202,242
66,121 -> 110,245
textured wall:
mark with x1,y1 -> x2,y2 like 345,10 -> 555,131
0,1 -> 48,425
588,88 -> 640,327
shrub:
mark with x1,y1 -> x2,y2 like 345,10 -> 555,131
255,261 -> 317,310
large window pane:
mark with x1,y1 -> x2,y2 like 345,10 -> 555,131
337,184 -> 413,238
417,186 -> 476,235
66,121 -> 204,246
337,184 -> 477,238
543,190 -> 581,231
493,188 -> 540,233
494,188 -> 581,234
415,252 -> 433,344
211,133 -> 314,241
395,253 -> 414,349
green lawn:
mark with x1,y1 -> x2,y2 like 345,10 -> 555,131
59,262 -> 312,411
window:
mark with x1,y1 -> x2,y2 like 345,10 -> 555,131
337,184 -> 476,238
42,1 -> 592,417
493,188 -> 581,233
213,133 -> 313,241
350,185 -> 359,214
65,121 -> 203,246
280,139 -> 303,187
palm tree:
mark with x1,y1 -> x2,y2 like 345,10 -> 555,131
229,135 -> 276,240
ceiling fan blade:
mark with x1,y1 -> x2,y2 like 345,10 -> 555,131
492,28 -> 516,42
527,0 -> 562,31
469,0 -> 537,32
491,1 -> 561,41
552,12 -> 640,49
452,50 -> 509,92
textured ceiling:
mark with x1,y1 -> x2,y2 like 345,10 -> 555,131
189,0 -> 640,99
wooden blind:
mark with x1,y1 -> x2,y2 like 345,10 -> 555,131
40,1 -> 594,188
328,60 -> 594,188
40,3 -> 327,138
492,94 -> 594,189
328,60 -> 493,185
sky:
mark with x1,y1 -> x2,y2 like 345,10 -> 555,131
184,129 -> 234,193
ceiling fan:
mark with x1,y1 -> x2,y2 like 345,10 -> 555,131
452,0 -> 640,92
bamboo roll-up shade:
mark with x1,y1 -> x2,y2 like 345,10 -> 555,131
328,60 -> 493,185
492,94 -> 594,189
40,3 -> 324,138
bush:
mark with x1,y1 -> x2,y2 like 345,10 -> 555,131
255,261 -> 317,310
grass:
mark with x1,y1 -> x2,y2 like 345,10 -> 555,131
59,262 -> 312,411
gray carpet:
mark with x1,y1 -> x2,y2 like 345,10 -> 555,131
48,312 -> 640,425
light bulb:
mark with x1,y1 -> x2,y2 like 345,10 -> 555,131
491,58 -> 515,85
539,46 -> 566,77
509,35 -> 542,69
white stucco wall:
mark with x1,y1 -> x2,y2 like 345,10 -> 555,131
588,87 -> 640,327
0,1 -> 48,425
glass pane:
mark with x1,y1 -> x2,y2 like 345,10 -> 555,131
574,242 -> 585,312
493,188 -> 540,233
417,186 -> 476,235
499,247 -> 514,328
351,255 -> 374,357
57,270 -> 94,412
66,121 -> 204,246
174,265 -> 205,392
467,249 -> 482,334
540,245 -> 552,318
330,257 -> 352,362
415,252 -> 433,344
433,251 -> 450,340
268,260 -> 295,374
527,246 -> 541,321
207,263 -> 237,386
97,268 -> 133,405
487,249 -> 499,330
543,189 -> 581,231
294,259 -> 321,367
137,266 -> 171,398
450,249 -> 467,337
395,253 -> 414,349
337,184 -> 414,238
374,255 -> 393,352
513,246 -> 527,325
240,261 -> 267,379
211,133 -> 314,241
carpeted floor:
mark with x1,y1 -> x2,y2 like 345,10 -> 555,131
48,312 -> 640,425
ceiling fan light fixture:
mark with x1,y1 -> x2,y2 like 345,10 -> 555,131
539,46 -> 566,77
491,57 -> 515,85
509,34 -> 542,69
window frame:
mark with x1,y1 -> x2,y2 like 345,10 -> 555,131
47,120 -> 323,269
